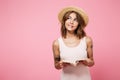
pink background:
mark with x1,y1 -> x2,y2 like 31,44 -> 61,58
0,0 -> 120,80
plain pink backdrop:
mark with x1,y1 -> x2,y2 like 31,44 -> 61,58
0,0 -> 120,80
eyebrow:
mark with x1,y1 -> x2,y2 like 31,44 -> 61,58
68,15 -> 77,19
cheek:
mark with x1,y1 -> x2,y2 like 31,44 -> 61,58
65,21 -> 69,26
74,23 -> 79,28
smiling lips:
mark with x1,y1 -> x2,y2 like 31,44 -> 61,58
68,25 -> 74,28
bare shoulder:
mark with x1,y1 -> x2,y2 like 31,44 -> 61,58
85,36 -> 93,45
52,39 -> 60,56
52,39 -> 59,48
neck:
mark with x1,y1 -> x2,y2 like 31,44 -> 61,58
66,31 -> 76,38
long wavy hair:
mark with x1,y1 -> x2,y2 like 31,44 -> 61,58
61,11 -> 86,39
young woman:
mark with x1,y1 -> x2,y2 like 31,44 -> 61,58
52,6 -> 95,80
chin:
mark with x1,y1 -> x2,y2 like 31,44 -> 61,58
68,29 -> 75,31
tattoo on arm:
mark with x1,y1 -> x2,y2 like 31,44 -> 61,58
55,56 -> 60,62
90,44 -> 93,48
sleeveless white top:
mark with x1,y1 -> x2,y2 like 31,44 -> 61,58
58,37 -> 91,80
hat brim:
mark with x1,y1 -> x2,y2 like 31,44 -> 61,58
58,6 -> 89,28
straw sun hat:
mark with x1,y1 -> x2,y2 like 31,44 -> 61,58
58,6 -> 89,27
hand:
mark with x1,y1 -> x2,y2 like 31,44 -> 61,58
82,58 -> 94,67
58,61 -> 71,68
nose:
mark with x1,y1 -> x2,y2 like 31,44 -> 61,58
70,19 -> 74,24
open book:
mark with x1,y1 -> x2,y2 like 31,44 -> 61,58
62,58 -> 85,66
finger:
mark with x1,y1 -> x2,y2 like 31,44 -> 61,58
82,61 -> 87,65
60,63 -> 64,68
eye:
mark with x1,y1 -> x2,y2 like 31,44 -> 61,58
67,16 -> 71,19
74,18 -> 78,22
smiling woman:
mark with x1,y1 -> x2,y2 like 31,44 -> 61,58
61,11 -> 86,39
52,6 -> 94,80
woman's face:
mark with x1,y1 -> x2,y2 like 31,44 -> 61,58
65,12 -> 79,32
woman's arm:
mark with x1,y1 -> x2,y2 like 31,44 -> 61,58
82,36 -> 95,67
52,40 -> 63,69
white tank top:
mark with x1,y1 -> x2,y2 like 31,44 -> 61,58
58,36 -> 87,65
58,37 -> 91,80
